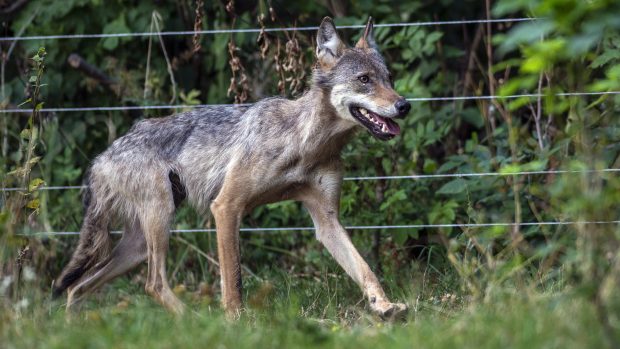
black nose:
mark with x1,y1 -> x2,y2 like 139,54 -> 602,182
395,98 -> 411,117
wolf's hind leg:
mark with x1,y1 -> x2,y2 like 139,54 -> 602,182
142,201 -> 185,315
66,220 -> 147,310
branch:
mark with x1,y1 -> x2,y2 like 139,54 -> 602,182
67,53 -> 118,93
534,71 -> 545,151
0,0 -> 30,19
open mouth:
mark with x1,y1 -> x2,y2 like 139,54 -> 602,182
349,106 -> 401,140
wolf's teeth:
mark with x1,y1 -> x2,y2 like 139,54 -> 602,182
381,124 -> 388,132
360,108 -> 368,116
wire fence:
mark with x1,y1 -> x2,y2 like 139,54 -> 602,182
0,17 -> 537,42
3,91 -> 619,114
2,169 -> 619,193
4,15 -> 619,237
22,220 -> 620,237
8,168 -> 620,237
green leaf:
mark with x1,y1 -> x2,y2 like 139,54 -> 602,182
28,178 -> 45,192
26,198 -> 40,210
590,49 -> 620,68
379,189 -> 407,211
20,128 -> 31,139
393,229 -> 419,245
18,98 -> 32,107
102,16 -> 130,51
425,31 -> 443,45
427,200 -> 458,227
500,160 -> 546,174
492,1 -> 526,17
460,108 -> 484,128
498,20 -> 555,54
423,159 -> 438,173
478,226 -> 508,239
437,159 -> 464,173
436,178 -> 468,195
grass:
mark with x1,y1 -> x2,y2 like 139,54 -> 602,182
1,265 -> 617,349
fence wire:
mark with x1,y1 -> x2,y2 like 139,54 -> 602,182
2,168 -> 619,192
0,18 -> 537,42
3,91 -> 619,114
4,15 -> 619,238
22,220 -> 620,237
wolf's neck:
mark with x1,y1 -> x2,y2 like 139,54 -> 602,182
288,86 -> 357,152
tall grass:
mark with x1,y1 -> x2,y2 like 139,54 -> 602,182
0,268 -> 617,349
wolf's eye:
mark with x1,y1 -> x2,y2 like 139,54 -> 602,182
358,75 -> 370,84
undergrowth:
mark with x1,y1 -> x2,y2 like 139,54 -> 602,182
1,266 -> 617,349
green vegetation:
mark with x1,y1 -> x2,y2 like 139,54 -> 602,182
1,275 -> 615,349
2,0 -> 620,348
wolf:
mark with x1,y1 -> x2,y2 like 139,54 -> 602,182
53,17 -> 411,319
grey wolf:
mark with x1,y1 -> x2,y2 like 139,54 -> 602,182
53,17 -> 411,319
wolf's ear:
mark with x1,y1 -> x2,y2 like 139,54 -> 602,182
316,17 -> 345,69
355,17 -> 377,50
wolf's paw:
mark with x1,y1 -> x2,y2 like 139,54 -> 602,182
370,298 -> 408,321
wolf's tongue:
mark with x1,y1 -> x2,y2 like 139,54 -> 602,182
374,114 -> 400,135
384,118 -> 401,135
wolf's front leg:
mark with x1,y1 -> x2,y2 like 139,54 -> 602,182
211,198 -> 243,318
300,184 -> 408,320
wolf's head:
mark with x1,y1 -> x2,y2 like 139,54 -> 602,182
313,17 -> 410,141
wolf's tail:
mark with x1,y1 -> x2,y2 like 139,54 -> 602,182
52,181 -> 112,298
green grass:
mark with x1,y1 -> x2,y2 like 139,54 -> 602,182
1,269 -> 616,349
